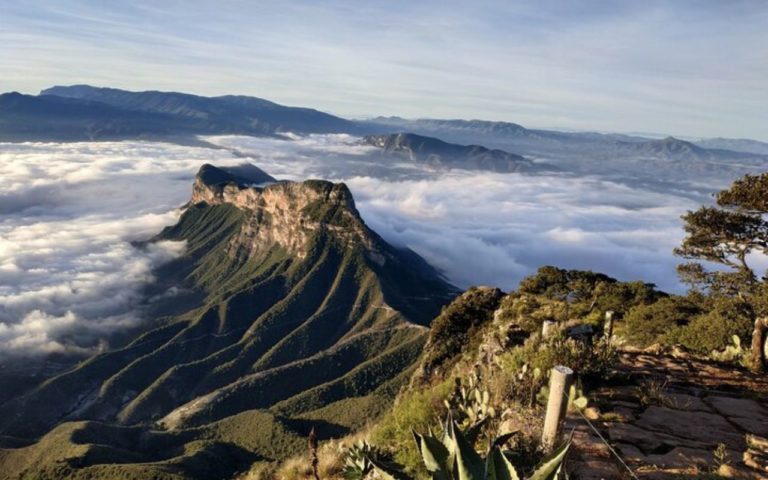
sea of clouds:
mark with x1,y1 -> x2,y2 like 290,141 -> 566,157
0,134 -> 705,358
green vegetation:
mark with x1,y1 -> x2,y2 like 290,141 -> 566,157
0,169 -> 457,479
621,296 -> 703,347
367,416 -> 569,480
7,166 -> 767,478
675,172 -> 768,369
371,380 -> 455,476
420,287 -> 504,380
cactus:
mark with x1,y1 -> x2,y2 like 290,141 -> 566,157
711,335 -> 747,365
366,416 -> 570,480
444,372 -> 497,426
536,384 -> 588,412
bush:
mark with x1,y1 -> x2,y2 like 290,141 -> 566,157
494,333 -> 617,406
370,379 -> 453,476
516,266 -> 664,322
620,296 -> 702,347
421,287 -> 504,378
666,299 -> 753,354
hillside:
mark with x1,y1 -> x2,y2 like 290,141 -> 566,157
362,132 -> 545,173
262,266 -> 768,479
0,164 -> 457,479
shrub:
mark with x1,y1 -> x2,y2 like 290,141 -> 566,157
370,379 -> 453,476
620,296 -> 702,347
421,287 -> 504,378
666,299 -> 753,354
494,333 -> 616,407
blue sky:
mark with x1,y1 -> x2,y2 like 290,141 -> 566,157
1,0 -> 766,140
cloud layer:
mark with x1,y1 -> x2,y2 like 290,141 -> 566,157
0,135 -> 705,358
0,141 -> 242,357
207,135 -> 699,292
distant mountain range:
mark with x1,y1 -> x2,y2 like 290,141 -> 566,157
614,136 -> 756,162
0,85 -> 357,141
0,164 -> 457,478
362,116 -> 768,188
0,84 -> 766,184
363,116 -> 768,160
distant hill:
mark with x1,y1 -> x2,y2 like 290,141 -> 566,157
0,86 -> 358,141
363,117 -> 651,147
695,137 -> 768,156
42,85 -> 358,135
362,132 -> 549,173
0,164 -> 457,478
617,136 -> 719,161
0,91 -> 189,141
367,117 -> 535,138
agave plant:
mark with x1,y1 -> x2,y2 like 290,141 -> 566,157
342,440 -> 375,479
367,416 -> 570,480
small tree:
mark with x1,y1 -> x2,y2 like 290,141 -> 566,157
674,173 -> 768,370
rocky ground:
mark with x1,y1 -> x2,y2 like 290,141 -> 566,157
566,350 -> 768,479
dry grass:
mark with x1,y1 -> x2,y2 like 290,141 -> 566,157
240,428 -> 373,480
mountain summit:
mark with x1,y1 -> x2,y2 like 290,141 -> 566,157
0,164 -> 457,478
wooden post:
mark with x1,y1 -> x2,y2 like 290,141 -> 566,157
750,317 -> 768,372
541,365 -> 573,452
604,310 -> 615,340
542,320 -> 557,339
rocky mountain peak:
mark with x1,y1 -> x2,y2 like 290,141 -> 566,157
190,163 -> 370,260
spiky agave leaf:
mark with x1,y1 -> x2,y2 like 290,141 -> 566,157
413,429 -> 450,480
527,440 -> 571,480
449,420 -> 485,480
485,447 -> 521,480
366,455 -> 414,480
464,417 -> 488,446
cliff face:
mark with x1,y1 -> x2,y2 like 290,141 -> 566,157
191,164 -> 382,260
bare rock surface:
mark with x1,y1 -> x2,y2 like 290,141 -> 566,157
566,350 -> 768,478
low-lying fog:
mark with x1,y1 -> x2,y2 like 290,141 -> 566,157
0,134 -> 715,357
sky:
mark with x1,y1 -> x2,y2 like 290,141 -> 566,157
1,0 -> 767,140
0,136 -> 701,357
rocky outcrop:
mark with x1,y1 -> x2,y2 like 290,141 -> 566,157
191,163 -> 382,260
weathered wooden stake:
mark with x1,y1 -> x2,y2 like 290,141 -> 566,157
604,310 -> 615,340
542,320 -> 557,339
541,365 -> 573,452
